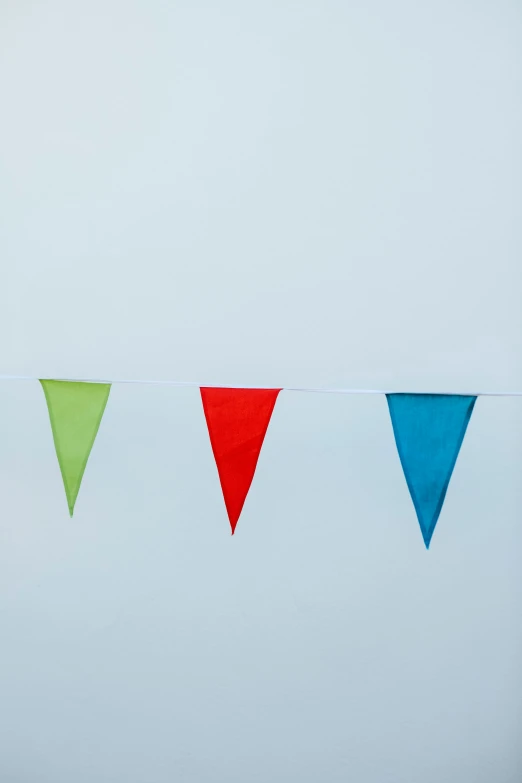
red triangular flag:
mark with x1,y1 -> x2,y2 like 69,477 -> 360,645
200,387 -> 281,533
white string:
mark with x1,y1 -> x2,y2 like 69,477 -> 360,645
0,374 -> 521,396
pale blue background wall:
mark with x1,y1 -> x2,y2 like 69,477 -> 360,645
1,1 -> 521,780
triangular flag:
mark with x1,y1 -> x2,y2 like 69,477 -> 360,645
200,387 -> 281,533
40,380 -> 111,516
386,394 -> 476,548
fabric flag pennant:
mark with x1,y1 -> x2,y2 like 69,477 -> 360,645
200,387 -> 281,533
386,394 -> 476,548
40,380 -> 111,516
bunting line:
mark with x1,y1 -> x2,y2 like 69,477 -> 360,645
0,375 -> 521,396
0,373 -> 519,543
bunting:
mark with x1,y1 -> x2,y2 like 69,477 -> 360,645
0,375 -> 504,545
386,394 -> 476,548
40,380 -> 111,516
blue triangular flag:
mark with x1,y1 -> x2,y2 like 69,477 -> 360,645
386,394 -> 476,548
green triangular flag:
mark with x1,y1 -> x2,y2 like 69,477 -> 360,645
40,380 -> 111,516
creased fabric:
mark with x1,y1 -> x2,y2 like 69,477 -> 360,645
386,393 -> 476,548
200,387 -> 281,533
